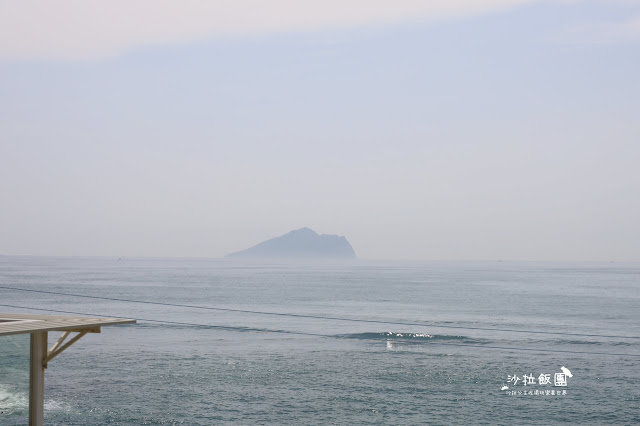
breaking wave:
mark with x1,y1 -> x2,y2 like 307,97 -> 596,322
0,384 -> 27,416
338,332 -> 481,343
0,384 -> 69,418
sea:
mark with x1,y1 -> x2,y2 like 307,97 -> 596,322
0,256 -> 638,425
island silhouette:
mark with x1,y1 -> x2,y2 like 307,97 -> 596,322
226,227 -> 356,259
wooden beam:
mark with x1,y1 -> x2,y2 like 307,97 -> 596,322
44,331 -> 88,366
65,327 -> 100,333
48,331 -> 70,355
29,332 -> 47,426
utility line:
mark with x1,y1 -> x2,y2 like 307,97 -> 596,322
0,285 -> 638,340
0,302 -> 639,358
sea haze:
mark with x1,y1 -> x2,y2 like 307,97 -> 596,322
0,256 -> 639,425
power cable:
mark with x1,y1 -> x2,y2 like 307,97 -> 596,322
0,285 -> 638,340
0,302 -> 639,358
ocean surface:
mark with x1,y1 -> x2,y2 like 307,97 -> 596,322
0,256 -> 638,425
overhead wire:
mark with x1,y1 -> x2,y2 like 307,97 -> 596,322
0,302 -> 639,358
0,285 -> 638,340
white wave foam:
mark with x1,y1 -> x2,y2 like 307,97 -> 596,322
0,384 -> 70,415
0,384 -> 28,415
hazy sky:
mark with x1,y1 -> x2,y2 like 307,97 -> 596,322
1,0 -> 639,260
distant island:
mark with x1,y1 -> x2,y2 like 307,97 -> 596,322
226,227 -> 356,259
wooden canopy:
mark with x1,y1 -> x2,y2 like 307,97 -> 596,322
0,312 -> 134,336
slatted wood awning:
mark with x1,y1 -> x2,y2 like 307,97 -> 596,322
0,312 -> 134,336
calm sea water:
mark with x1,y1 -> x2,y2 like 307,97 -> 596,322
0,256 -> 639,425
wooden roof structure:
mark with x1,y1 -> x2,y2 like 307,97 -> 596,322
0,312 -> 135,426
0,312 -> 134,336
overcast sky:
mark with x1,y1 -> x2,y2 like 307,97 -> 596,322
1,0 -> 639,261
